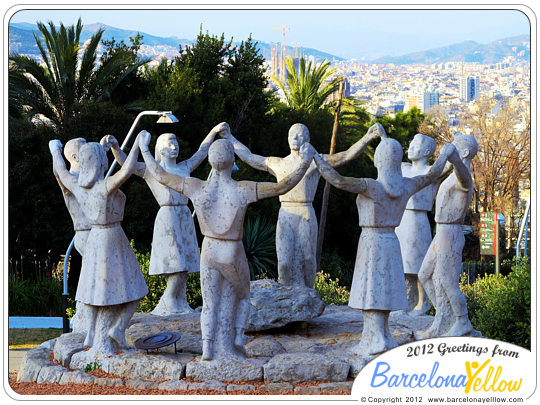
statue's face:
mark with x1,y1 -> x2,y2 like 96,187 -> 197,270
288,127 -> 308,151
160,135 -> 179,159
407,135 -> 424,160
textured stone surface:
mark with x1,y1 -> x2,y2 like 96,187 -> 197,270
53,332 -> 86,367
94,377 -> 125,387
188,380 -> 227,392
294,385 -> 321,394
17,347 -> 53,382
318,381 -> 354,393
126,379 -> 160,390
263,353 -> 350,383
36,365 -> 65,384
186,358 -> 264,382
248,279 -> 325,331
226,383 -> 257,392
59,370 -> 96,385
158,380 -> 190,391
245,335 -> 286,357
101,351 -> 192,381
349,355 -> 375,378
262,382 -> 294,394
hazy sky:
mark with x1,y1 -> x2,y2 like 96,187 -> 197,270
9,7 -> 531,59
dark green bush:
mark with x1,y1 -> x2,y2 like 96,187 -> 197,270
8,275 -> 63,316
461,257 -> 530,349
242,216 -> 278,280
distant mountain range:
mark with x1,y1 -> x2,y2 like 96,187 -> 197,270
9,22 -> 529,65
8,22 -> 344,63
370,35 -> 530,64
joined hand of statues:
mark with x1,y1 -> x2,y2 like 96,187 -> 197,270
138,130 -> 152,151
214,122 -> 231,139
367,123 -> 387,139
299,142 -> 315,162
440,143 -> 458,161
100,135 -> 119,151
49,139 -> 62,153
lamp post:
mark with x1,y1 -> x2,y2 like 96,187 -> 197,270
61,111 -> 178,333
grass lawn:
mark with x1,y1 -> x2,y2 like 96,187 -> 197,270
8,328 -> 63,349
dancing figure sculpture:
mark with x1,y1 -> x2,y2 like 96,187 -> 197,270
416,134 -> 478,339
49,134 -> 148,356
222,123 -> 383,288
139,128 -> 314,361
103,124 -> 223,315
395,133 -> 442,314
312,133 -> 455,356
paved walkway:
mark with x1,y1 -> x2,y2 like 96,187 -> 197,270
8,349 -> 29,373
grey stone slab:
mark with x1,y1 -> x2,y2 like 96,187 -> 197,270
53,332 -> 86,367
186,358 -> 264,382
263,353 -> 349,383
36,365 -> 65,384
59,370 -> 96,385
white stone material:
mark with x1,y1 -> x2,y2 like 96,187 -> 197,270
223,123 -> 383,288
395,133 -> 442,314
263,353 -> 350,382
247,279 -> 325,331
417,134 -> 479,339
49,135 -> 148,356
313,132 -> 455,356
186,358 -> 264,382
139,125 -> 314,361
104,126 -> 222,316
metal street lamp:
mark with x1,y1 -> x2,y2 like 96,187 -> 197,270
61,111 -> 178,333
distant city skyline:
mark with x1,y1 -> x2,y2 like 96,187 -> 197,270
9,7 -> 531,59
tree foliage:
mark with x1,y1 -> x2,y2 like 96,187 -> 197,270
272,56 -> 342,112
9,18 -> 145,135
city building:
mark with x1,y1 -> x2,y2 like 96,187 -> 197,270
459,76 -> 480,102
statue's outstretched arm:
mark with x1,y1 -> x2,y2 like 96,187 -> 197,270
256,143 -> 313,199
313,151 -> 368,195
100,135 -> 146,177
49,140 -> 77,192
220,126 -> 271,173
184,122 -> 228,173
105,132 -> 144,193
412,143 -> 456,192
324,123 -> 385,168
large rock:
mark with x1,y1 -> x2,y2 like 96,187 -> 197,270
247,279 -> 325,331
186,358 -> 265,382
263,353 -> 349,383
53,332 -> 86,367
17,347 -> 53,382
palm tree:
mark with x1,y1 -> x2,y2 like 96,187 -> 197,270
271,56 -> 342,112
9,18 -> 145,129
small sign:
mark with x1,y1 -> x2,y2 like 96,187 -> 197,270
480,211 -> 497,256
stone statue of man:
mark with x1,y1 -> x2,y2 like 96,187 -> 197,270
416,134 -> 478,339
139,126 -> 314,361
221,123 -> 383,288
312,134 -> 455,356
102,124 -> 223,315
395,133 -> 443,314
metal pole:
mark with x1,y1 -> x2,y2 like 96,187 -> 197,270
495,211 -> 500,275
516,197 -> 531,258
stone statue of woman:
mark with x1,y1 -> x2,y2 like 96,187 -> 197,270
49,134 -> 148,356
312,134 -> 456,356
102,124 -> 222,315
139,125 -> 314,361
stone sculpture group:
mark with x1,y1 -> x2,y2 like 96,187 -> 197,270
49,120 -> 478,361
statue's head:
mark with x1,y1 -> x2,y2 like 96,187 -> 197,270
374,137 -> 403,173
407,133 -> 436,161
155,133 -> 179,163
208,139 -> 235,171
64,138 -> 86,166
288,123 -> 310,151
78,142 -> 108,188
452,134 -> 478,161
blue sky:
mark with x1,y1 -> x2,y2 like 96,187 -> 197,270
9,8 -> 531,59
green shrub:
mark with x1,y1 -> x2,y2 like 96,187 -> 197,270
132,242 -> 202,312
461,258 -> 530,349
242,216 -> 278,280
8,275 -> 63,316
314,271 -> 350,305
319,251 -> 355,287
